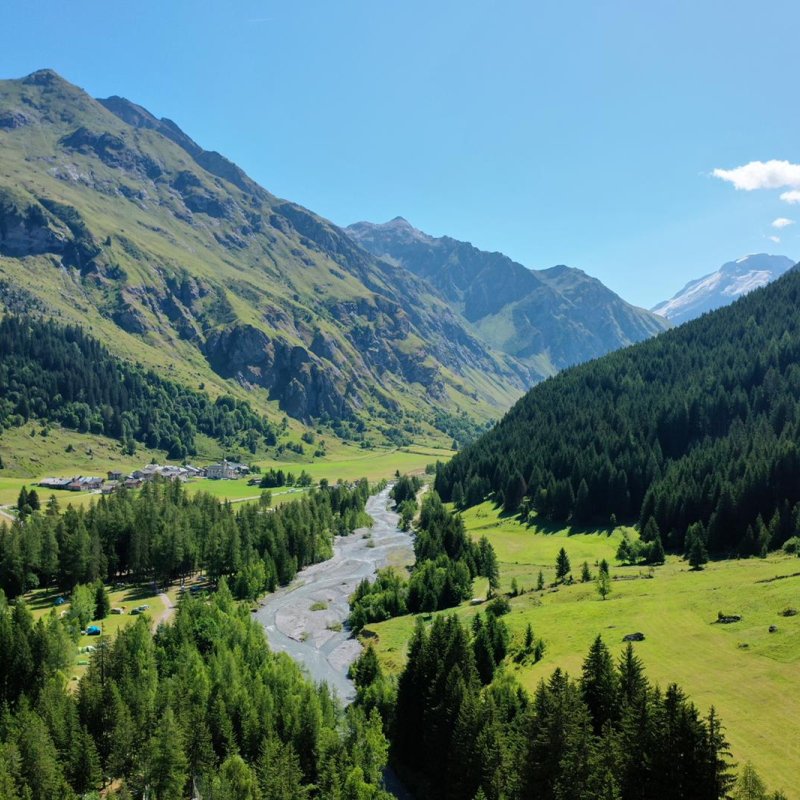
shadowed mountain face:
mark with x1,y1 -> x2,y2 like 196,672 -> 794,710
652,253 -> 797,325
347,217 -> 671,379
0,69 -> 533,437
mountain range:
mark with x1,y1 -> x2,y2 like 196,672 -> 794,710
651,253 -> 796,325
0,69 -> 668,445
0,69 -> 535,444
347,217 -> 670,380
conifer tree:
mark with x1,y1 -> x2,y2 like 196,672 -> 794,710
70,726 -> 102,794
648,533 -> 666,565
732,762 -> 767,800
258,738 -> 305,800
27,490 -> 40,512
504,471 -> 527,514
472,618 -> 496,684
616,536 -> 633,564
45,494 -> 60,517
689,537 -> 709,570
452,481 -> 465,509
596,567 -> 612,601
524,622 -> 534,650
617,643 -> 646,705
483,545 -> 500,596
555,548 -> 571,583
581,636 -> 619,734
641,517 -> 660,544
94,582 -> 111,619
534,639 -> 545,662
144,707 -> 187,800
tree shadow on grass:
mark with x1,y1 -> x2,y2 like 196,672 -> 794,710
120,585 -> 163,604
523,515 -> 617,539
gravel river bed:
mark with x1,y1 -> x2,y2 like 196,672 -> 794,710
255,486 -> 413,703
255,486 -> 416,797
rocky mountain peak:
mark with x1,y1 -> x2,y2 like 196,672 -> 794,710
21,68 -> 65,86
348,219 -> 670,379
0,68 -> 531,435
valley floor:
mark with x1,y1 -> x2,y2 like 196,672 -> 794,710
367,501 -> 800,797
0,419 -> 449,509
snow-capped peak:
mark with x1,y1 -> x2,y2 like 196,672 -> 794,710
651,254 -> 796,325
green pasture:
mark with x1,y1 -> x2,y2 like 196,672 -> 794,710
367,502 -> 800,796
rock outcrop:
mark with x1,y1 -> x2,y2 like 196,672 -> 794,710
205,324 -> 355,421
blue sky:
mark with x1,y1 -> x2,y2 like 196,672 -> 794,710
2,0 -> 800,307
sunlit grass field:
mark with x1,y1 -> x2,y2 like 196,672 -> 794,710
367,501 -> 800,796
22,583 -> 178,682
253,444 -> 449,483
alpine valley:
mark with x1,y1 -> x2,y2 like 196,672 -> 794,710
2,38 -> 800,800
0,69 -> 667,465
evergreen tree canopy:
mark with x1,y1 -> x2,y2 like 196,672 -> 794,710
435,267 -> 800,556
392,615 -> 735,800
0,314 -> 273,458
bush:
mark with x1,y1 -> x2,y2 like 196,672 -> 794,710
486,596 -> 511,617
783,536 -> 800,555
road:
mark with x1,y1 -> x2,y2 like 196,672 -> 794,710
254,486 -> 413,703
155,591 -> 176,628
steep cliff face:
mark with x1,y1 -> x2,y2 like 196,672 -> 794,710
0,69 -> 527,438
0,189 -> 71,257
204,324 -> 353,421
348,217 -> 671,379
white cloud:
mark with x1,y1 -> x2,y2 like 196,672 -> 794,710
712,160 -> 800,190
769,235 -> 782,243
772,217 -> 795,228
780,190 -> 800,204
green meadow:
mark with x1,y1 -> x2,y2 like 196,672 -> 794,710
367,501 -> 800,796
0,419 -> 449,510
23,583 -> 177,682
253,443 -> 450,483
182,481 -> 309,507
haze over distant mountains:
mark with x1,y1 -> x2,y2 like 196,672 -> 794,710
652,253 -> 797,325
347,217 -> 670,380
0,69 -> 539,443
0,68 -> 675,449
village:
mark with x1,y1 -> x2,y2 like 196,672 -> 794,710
36,458 -> 252,495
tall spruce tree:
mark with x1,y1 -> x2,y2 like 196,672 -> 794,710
555,548 -> 571,582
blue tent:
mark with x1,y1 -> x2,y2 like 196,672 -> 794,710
54,597 -> 66,606
87,625 -> 101,636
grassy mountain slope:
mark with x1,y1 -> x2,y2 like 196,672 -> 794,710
0,69 -> 529,452
347,216 -> 670,380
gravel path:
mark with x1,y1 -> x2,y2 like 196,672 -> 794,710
255,486 -> 412,703
155,591 -> 176,628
